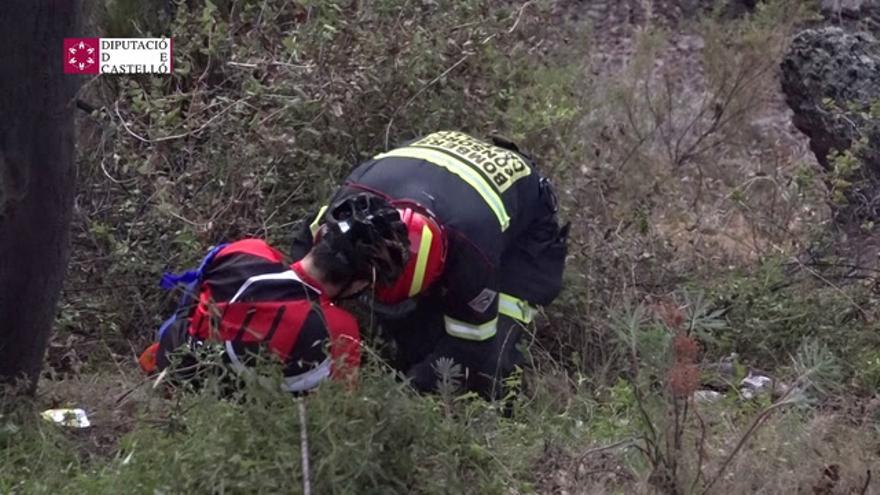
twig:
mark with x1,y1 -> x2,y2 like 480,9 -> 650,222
114,98 -> 242,144
152,369 -> 169,390
163,208 -> 208,229
226,61 -> 259,69
261,181 -> 305,232
99,155 -> 134,186
789,260 -> 880,275
507,0 -> 534,34
689,404 -> 709,494
793,258 -> 869,319
699,394 -> 799,495
114,100 -> 152,144
383,53 -> 471,149
624,308 -> 660,457
227,60 -> 314,70
298,399 -> 312,495
113,372 -> 159,405
577,437 -> 637,464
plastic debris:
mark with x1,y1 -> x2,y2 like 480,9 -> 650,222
41,408 -> 91,428
694,390 -> 723,403
739,373 -> 772,400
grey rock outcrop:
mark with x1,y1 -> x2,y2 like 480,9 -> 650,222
822,0 -> 880,11
821,0 -> 880,15
821,0 -> 880,34
781,27 -> 880,220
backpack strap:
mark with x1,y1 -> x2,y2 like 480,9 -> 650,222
156,243 -> 228,340
160,243 -> 228,290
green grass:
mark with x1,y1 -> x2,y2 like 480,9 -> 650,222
3,363 -> 602,494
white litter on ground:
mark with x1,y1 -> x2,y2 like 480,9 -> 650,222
40,408 -> 91,428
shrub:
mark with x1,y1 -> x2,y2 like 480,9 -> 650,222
709,256 -> 880,393
2,359 -> 602,494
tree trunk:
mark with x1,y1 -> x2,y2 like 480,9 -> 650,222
0,1 -> 81,392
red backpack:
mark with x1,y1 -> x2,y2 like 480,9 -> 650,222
146,239 -> 360,392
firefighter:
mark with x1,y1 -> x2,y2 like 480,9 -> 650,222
141,194 -> 410,393
292,131 -> 569,399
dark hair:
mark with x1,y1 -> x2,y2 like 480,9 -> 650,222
310,193 -> 410,287
309,235 -> 360,287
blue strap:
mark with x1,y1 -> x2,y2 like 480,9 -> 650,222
160,270 -> 199,290
156,243 -> 228,340
159,243 -> 228,291
157,314 -> 179,340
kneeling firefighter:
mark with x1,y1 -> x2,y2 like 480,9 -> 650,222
292,131 -> 569,399
140,195 -> 410,393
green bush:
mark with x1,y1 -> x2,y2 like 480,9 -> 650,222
3,360 -> 602,494
709,257 -> 880,393
0,407 -> 81,494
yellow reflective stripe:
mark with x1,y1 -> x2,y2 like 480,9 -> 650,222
309,205 -> 328,238
444,316 -> 498,341
408,224 -> 433,297
498,293 -> 536,323
375,147 -> 510,230
415,140 -> 532,194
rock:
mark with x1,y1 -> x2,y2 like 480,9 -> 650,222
740,373 -> 772,400
821,0 -> 880,15
701,354 -> 740,391
712,0 -> 759,18
820,0 -> 880,36
732,0 -> 759,9
780,27 -> 880,220
694,390 -> 723,403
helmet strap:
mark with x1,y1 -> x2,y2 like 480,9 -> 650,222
389,199 -> 438,220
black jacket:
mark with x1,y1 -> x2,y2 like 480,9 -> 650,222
292,131 -> 567,397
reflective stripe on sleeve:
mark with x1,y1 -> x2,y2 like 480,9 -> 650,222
374,147 -> 510,230
408,224 -> 434,297
444,316 -> 498,341
281,358 -> 333,392
498,293 -> 536,324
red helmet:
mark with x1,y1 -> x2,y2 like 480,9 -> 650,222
374,205 -> 446,304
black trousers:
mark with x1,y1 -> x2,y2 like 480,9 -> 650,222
380,300 -> 527,400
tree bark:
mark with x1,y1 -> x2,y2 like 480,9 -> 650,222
0,1 -> 81,392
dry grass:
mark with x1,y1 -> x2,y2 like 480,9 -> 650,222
533,411 -> 878,495
567,0 -> 824,272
